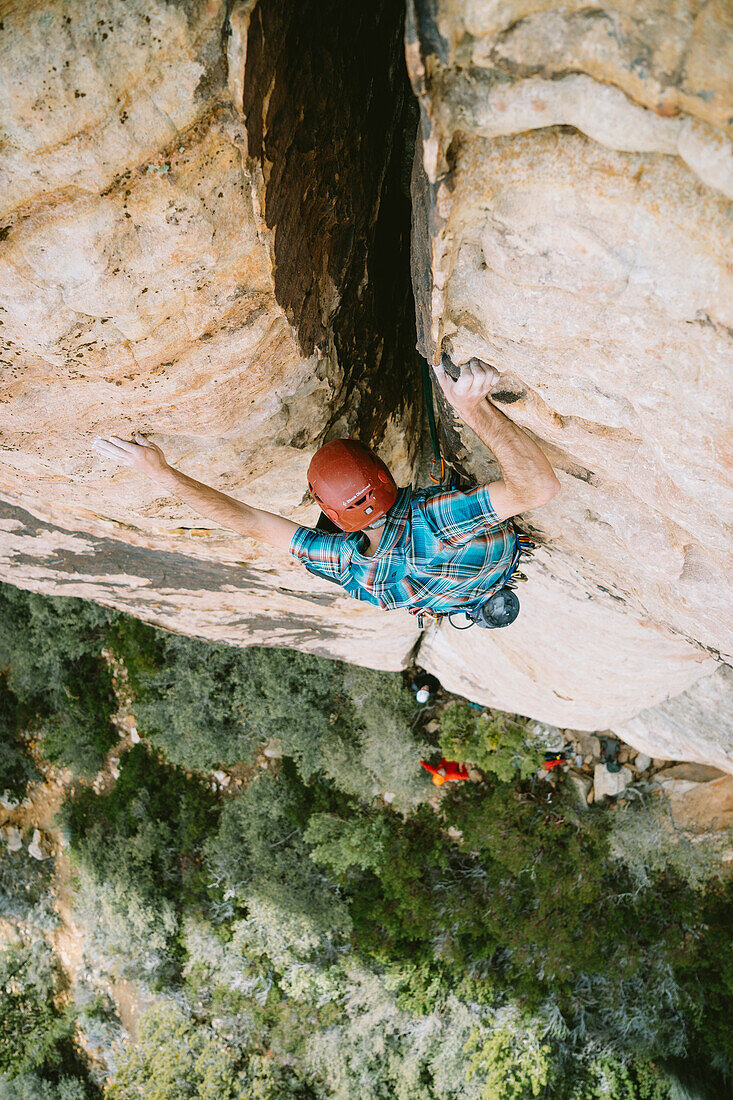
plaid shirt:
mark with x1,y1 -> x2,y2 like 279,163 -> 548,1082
289,485 -> 519,616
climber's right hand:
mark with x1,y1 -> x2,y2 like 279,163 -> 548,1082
92,433 -> 169,479
433,357 -> 500,417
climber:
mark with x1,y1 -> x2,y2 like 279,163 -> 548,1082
420,758 -> 469,786
411,670 -> 441,705
91,358 -> 559,625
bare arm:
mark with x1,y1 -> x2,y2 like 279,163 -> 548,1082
433,359 -> 560,521
92,434 -> 300,553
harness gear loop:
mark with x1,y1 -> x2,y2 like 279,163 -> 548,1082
446,612 -> 474,630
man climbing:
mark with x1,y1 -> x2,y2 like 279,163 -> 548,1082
92,359 -> 559,626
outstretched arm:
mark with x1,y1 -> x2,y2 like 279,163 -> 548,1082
92,434 -> 300,552
433,359 -> 560,521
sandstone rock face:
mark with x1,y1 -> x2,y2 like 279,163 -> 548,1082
406,0 -> 732,764
0,0 -> 421,668
418,546 -> 714,730
614,666 -> 733,776
1,0 -> 732,771
662,773 -> 733,834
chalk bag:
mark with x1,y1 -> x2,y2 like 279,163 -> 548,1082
468,587 -> 520,630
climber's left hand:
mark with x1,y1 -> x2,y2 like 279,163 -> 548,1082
92,433 -> 169,478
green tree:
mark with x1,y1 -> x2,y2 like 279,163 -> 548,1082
204,766 -> 349,937
105,1001 -> 241,1100
0,583 -> 116,778
110,622 -> 429,807
0,675 -> 39,798
438,702 -> 541,781
0,846 -> 58,933
61,743 -> 219,980
0,1075 -> 89,1100
0,944 -> 73,1078
465,1013 -> 552,1099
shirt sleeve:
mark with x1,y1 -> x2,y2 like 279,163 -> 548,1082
289,526 -> 347,586
418,485 -> 503,546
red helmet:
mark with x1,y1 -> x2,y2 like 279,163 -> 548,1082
307,439 -> 398,532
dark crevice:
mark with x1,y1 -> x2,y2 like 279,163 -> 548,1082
243,0 -> 422,450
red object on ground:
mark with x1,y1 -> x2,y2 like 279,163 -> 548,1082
307,439 -> 398,532
421,758 -> 469,785
543,754 -> 565,770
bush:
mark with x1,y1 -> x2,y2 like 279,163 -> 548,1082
62,744 -> 219,908
110,623 -> 429,807
465,1008 -> 551,1099
0,943 -> 72,1078
36,658 -> 116,779
438,703 -> 541,782
0,846 -> 58,934
304,775 -> 724,1063
0,1075 -> 89,1100
61,743 -> 220,981
608,789 -> 729,891
106,1000 -> 243,1100
0,676 -> 39,798
204,766 -> 349,937
0,584 -> 116,778
0,585 -> 112,709
106,999 -> 315,1100
333,666 -> 431,810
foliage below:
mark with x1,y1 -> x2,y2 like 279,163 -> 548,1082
105,1001 -> 241,1100
110,619 -> 430,809
0,943 -> 80,1084
0,1075 -> 88,1100
0,583 -> 116,778
608,789 -> 728,890
465,1010 -> 551,1100
106,1000 -> 313,1100
0,846 -> 59,934
0,675 -> 39,798
0,584 -> 731,1099
204,766 -> 349,937
61,743 -> 219,981
438,702 -> 541,781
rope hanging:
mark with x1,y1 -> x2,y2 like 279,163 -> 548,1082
421,360 -> 445,484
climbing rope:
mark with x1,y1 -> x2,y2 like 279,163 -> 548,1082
421,359 -> 445,484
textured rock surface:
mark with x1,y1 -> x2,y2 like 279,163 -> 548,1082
1,0 -> 732,769
614,666 -> 733,776
0,0 -> 421,669
663,774 -> 733,834
0,498 -> 420,669
593,763 -> 633,801
407,0 -> 732,760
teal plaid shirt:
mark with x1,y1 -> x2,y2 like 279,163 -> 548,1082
289,485 -> 519,616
